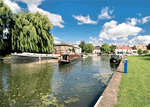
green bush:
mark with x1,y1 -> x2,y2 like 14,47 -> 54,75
137,49 -> 143,55
143,50 -> 149,54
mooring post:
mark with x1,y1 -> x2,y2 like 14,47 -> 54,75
124,58 -> 128,73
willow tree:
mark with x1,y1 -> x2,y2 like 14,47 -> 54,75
0,0 -> 12,52
11,11 -> 54,53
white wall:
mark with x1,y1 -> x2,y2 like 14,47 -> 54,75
115,49 -> 133,54
93,49 -> 101,53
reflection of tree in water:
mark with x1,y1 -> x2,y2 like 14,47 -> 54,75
0,61 -> 54,106
93,73 -> 113,85
101,56 -> 110,61
81,57 -> 93,66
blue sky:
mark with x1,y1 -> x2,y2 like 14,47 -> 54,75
3,0 -> 150,46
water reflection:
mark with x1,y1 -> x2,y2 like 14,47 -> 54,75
0,60 -> 54,106
59,63 -> 78,75
0,56 -> 119,107
110,63 -> 119,71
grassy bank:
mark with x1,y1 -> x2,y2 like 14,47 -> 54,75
2,54 -> 11,58
115,55 -> 150,107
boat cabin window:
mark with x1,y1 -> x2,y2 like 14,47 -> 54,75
62,55 -> 68,60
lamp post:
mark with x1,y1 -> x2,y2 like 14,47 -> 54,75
124,58 -> 128,74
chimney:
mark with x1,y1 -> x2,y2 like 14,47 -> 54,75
127,45 -> 129,47
68,41 -> 70,45
61,41 -> 63,44
123,45 -> 125,47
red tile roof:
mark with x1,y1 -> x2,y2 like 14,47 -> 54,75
116,46 -> 132,49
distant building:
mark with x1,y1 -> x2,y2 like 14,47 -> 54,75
54,41 -> 73,54
115,45 -> 132,54
74,45 -> 82,54
93,47 -> 101,54
134,44 -> 147,51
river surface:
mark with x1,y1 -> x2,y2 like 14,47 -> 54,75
0,56 -> 119,107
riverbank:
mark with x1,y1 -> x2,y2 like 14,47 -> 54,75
95,56 -> 124,107
115,55 -> 150,107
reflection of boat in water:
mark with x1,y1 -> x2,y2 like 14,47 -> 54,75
110,63 -> 119,70
59,54 -> 81,66
82,54 -> 88,59
59,63 -> 77,74
110,54 -> 122,63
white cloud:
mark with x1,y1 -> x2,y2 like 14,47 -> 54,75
99,20 -> 142,41
72,14 -> 98,25
98,7 -> 114,20
18,0 -> 44,6
52,34 -> 61,44
118,37 -> 128,42
74,41 -> 81,45
89,37 -> 103,46
54,37 -> 59,40
126,18 -> 141,26
3,0 -> 21,13
142,16 -> 150,24
3,28 -> 9,34
128,35 -> 150,45
28,4 -> 65,28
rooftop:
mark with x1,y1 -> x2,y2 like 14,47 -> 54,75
116,46 -> 132,49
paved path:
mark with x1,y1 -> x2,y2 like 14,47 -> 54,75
95,57 -> 124,107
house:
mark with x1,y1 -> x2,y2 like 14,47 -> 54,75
93,47 -> 101,54
115,45 -> 132,54
74,44 -> 82,54
134,44 -> 147,51
54,41 -> 73,54
131,46 -> 137,54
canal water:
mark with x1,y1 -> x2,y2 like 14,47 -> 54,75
0,56 -> 119,107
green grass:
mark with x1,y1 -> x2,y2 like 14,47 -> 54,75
115,55 -> 150,107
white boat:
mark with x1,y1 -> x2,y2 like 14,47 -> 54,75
82,54 -> 88,59
11,52 -> 60,60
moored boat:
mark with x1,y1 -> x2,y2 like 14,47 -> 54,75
110,54 -> 122,63
59,54 -> 81,66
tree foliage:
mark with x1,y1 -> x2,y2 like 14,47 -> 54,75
143,50 -> 149,54
110,45 -> 116,53
147,44 -> 150,50
84,43 -> 94,53
79,40 -> 85,52
11,11 -> 54,53
137,49 -> 143,55
100,43 -> 111,54
0,0 -> 12,50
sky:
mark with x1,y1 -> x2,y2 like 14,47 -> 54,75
2,0 -> 150,46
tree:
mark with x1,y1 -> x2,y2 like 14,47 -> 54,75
11,11 -> 54,53
79,40 -> 85,52
100,43 -> 111,54
84,43 -> 94,53
137,49 -> 143,55
110,45 -> 116,53
0,0 -> 13,57
147,44 -> 150,50
143,50 -> 149,54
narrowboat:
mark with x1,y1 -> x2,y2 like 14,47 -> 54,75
110,54 -> 122,63
59,54 -> 81,66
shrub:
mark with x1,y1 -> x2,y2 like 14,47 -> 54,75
137,49 -> 143,55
